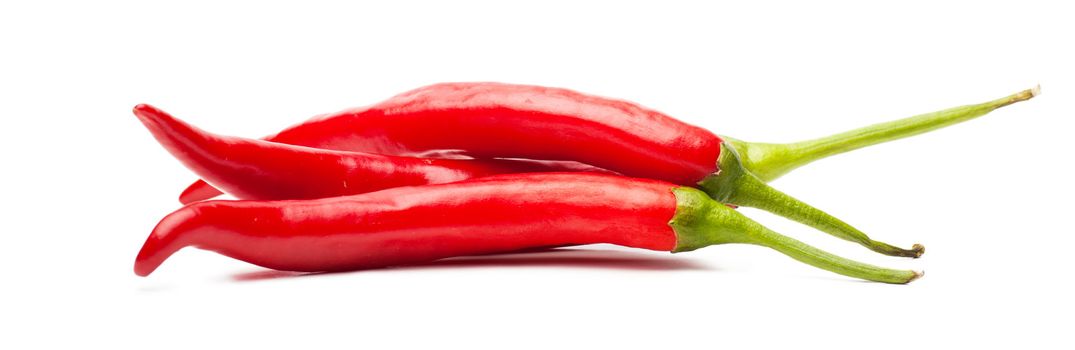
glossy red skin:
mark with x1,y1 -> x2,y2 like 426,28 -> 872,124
135,173 -> 679,276
180,82 -> 722,203
135,104 -> 611,201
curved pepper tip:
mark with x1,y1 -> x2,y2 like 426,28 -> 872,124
131,103 -> 162,127
134,242 -> 164,277
178,181 -> 222,204
132,103 -> 159,119
134,204 -> 202,277
134,231 -> 169,276
133,260 -> 157,277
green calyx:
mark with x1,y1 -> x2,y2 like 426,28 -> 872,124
670,186 -> 921,284
669,186 -> 752,251
667,87 -> 1039,283
698,142 -> 924,258
727,86 -> 1039,182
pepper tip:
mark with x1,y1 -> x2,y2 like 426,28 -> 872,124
132,104 -> 158,124
132,103 -> 154,116
134,242 -> 167,277
133,263 -> 155,277
1031,84 -> 1041,97
178,181 -> 221,204
133,204 -> 203,277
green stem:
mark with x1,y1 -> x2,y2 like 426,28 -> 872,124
751,225 -> 922,284
670,187 -> 921,284
699,142 -> 924,258
728,86 -> 1039,182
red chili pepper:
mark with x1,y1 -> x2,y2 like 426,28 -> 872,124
134,104 -> 611,200
179,83 -> 1037,203
134,103 -> 915,257
135,173 -> 921,284
154,84 -> 1038,258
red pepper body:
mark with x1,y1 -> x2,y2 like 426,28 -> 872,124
180,82 -> 722,203
273,82 -> 723,183
140,173 -> 922,283
135,104 -> 610,200
136,173 -> 678,276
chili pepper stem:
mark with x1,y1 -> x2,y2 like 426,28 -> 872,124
671,187 -> 921,284
727,86 -> 1040,182
699,143 -> 924,258
752,227 -> 924,284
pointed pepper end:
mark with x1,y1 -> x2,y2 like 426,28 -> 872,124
178,181 -> 221,204
132,103 -> 159,120
133,205 -> 202,277
134,237 -> 168,277
133,235 -> 170,277
133,260 -> 158,277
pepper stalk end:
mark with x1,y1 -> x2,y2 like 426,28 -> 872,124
699,142 -> 925,259
670,186 -> 922,284
909,270 -> 925,283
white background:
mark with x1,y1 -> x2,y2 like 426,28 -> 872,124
2,1 -> 1072,348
